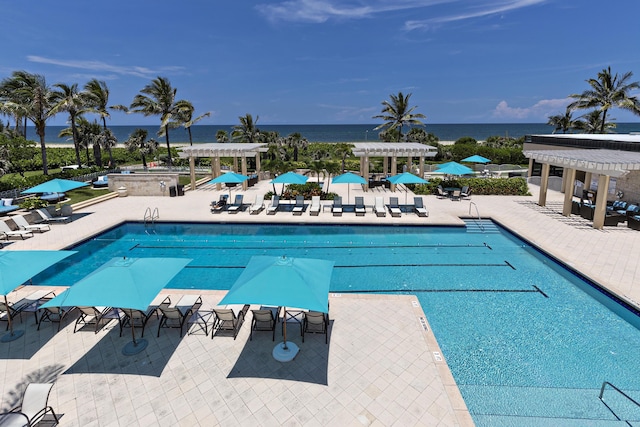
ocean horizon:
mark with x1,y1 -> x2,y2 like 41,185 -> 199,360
26,122 -> 640,145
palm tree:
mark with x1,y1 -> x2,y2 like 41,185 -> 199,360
547,108 -> 577,134
84,79 -> 113,165
573,110 -> 617,134
284,132 -> 308,162
373,92 -> 426,141
1,71 -> 58,175
233,113 -> 260,143
569,67 -> 640,133
124,128 -> 159,170
98,128 -> 118,168
333,143 -> 354,173
51,83 -> 86,167
128,76 -> 188,168
171,100 -> 210,146
216,130 -> 229,143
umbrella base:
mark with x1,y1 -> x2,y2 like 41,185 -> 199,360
122,338 -> 148,356
1,330 -> 24,343
272,341 -> 299,362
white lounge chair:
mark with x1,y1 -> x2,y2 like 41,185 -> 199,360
309,195 -> 321,216
35,208 -> 70,223
388,197 -> 402,217
12,215 -> 51,233
0,221 -> 34,239
292,195 -> 305,215
267,195 -> 280,215
374,196 -> 386,217
2,383 -> 59,426
414,197 -> 429,217
249,194 -> 265,214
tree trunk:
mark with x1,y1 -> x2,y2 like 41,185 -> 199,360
38,126 -> 48,175
188,127 -> 193,146
600,109 -> 608,134
71,118 -> 82,166
164,125 -> 172,169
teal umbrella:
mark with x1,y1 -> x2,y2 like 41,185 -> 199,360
207,172 -> 249,198
0,250 -> 76,341
219,255 -> 334,361
436,161 -> 474,176
332,172 -> 366,204
462,155 -> 491,164
387,172 -> 429,204
21,178 -> 88,194
42,257 -> 191,353
271,171 -> 308,196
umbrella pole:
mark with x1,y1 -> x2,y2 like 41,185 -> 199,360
282,308 -> 288,350
1,295 -> 24,342
131,320 -> 137,346
4,295 -> 13,335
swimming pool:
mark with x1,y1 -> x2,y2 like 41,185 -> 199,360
34,222 -> 640,425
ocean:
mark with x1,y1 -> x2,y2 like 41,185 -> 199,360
26,123 -> 640,145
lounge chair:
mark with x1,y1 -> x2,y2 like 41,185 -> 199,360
250,309 -> 277,341
302,311 -> 329,344
1,383 -> 59,426
12,215 -> 51,233
40,192 -> 65,203
332,196 -> 343,216
93,175 -> 108,188
0,220 -> 34,240
436,185 -> 448,199
355,196 -> 366,216
227,194 -> 244,213
267,195 -> 280,215
309,195 -> 321,216
460,186 -> 471,199
211,194 -> 228,213
212,304 -> 249,340
388,197 -> 401,217
374,196 -> 386,217
414,197 -> 429,217
292,195 -> 305,215
249,194 -> 265,214
0,290 -> 55,329
35,208 -> 70,223
74,306 -> 121,334
157,295 -> 202,337
120,307 -> 158,338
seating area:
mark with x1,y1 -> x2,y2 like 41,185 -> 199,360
0,198 -> 19,216
574,197 -> 640,229
92,175 -> 109,188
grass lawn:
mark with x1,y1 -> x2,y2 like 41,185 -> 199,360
62,188 -> 111,205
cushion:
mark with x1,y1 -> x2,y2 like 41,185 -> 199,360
1,198 -> 13,206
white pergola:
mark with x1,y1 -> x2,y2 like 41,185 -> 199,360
524,148 -> 640,229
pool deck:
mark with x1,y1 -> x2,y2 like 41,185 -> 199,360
2,178 -> 639,426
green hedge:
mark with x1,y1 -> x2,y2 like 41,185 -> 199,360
413,177 -> 530,196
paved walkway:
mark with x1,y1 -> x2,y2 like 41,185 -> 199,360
1,177 -> 639,426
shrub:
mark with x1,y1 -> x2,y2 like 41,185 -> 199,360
19,198 -> 49,210
413,177 -> 529,196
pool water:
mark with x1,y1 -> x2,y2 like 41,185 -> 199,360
35,222 -> 640,425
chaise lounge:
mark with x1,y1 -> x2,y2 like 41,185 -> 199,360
374,196 -> 386,217
388,197 -> 401,217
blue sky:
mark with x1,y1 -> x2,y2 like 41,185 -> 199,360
2,0 -> 640,126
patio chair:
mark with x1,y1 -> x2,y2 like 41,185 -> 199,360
227,194 -> 244,213
250,309 -> 277,341
212,304 -> 250,340
436,185 -> 448,199
292,195 -> 305,215
309,195 -> 321,216
414,197 -> 429,217
355,196 -> 366,216
249,193 -> 265,214
12,215 -> 51,233
460,186 -> 471,200
16,290 -> 56,325
267,195 -> 280,215
73,306 -> 121,334
374,196 -> 386,217
37,306 -> 74,332
388,197 -> 401,217
157,295 -> 202,337
450,189 -> 462,201
302,311 -> 329,344
332,196 -> 343,216
35,208 -> 70,224
0,220 -> 34,240
120,307 -> 158,338
211,194 -> 228,213
1,383 -> 59,426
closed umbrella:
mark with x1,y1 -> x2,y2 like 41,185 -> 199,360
0,250 -> 76,342
21,178 -> 88,194
332,172 -> 366,204
219,255 -> 334,362
387,172 -> 429,204
42,257 -> 191,355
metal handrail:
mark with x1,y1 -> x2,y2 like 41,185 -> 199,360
143,207 -> 159,224
468,202 -> 484,232
599,381 -> 640,425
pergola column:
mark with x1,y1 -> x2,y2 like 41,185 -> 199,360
527,158 -> 534,178
241,156 -> 248,190
383,157 -> 389,175
584,172 -> 593,198
592,174 -> 610,229
233,156 -> 238,172
255,153 -> 261,179
363,155 -> 369,191
212,157 -> 222,191
189,156 -> 196,190
419,156 -> 425,179
538,163 -> 550,206
391,156 -> 397,191
562,167 -> 576,216
407,156 -> 413,173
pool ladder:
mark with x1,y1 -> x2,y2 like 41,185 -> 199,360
144,207 -> 159,224
468,202 -> 485,232
599,381 -> 640,425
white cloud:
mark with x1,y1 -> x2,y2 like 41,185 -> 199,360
27,56 -> 185,78
405,0 -> 547,31
492,98 -> 569,120
256,0 -> 447,24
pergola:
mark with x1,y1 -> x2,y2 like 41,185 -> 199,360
524,148 -> 640,229
179,143 -> 268,190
